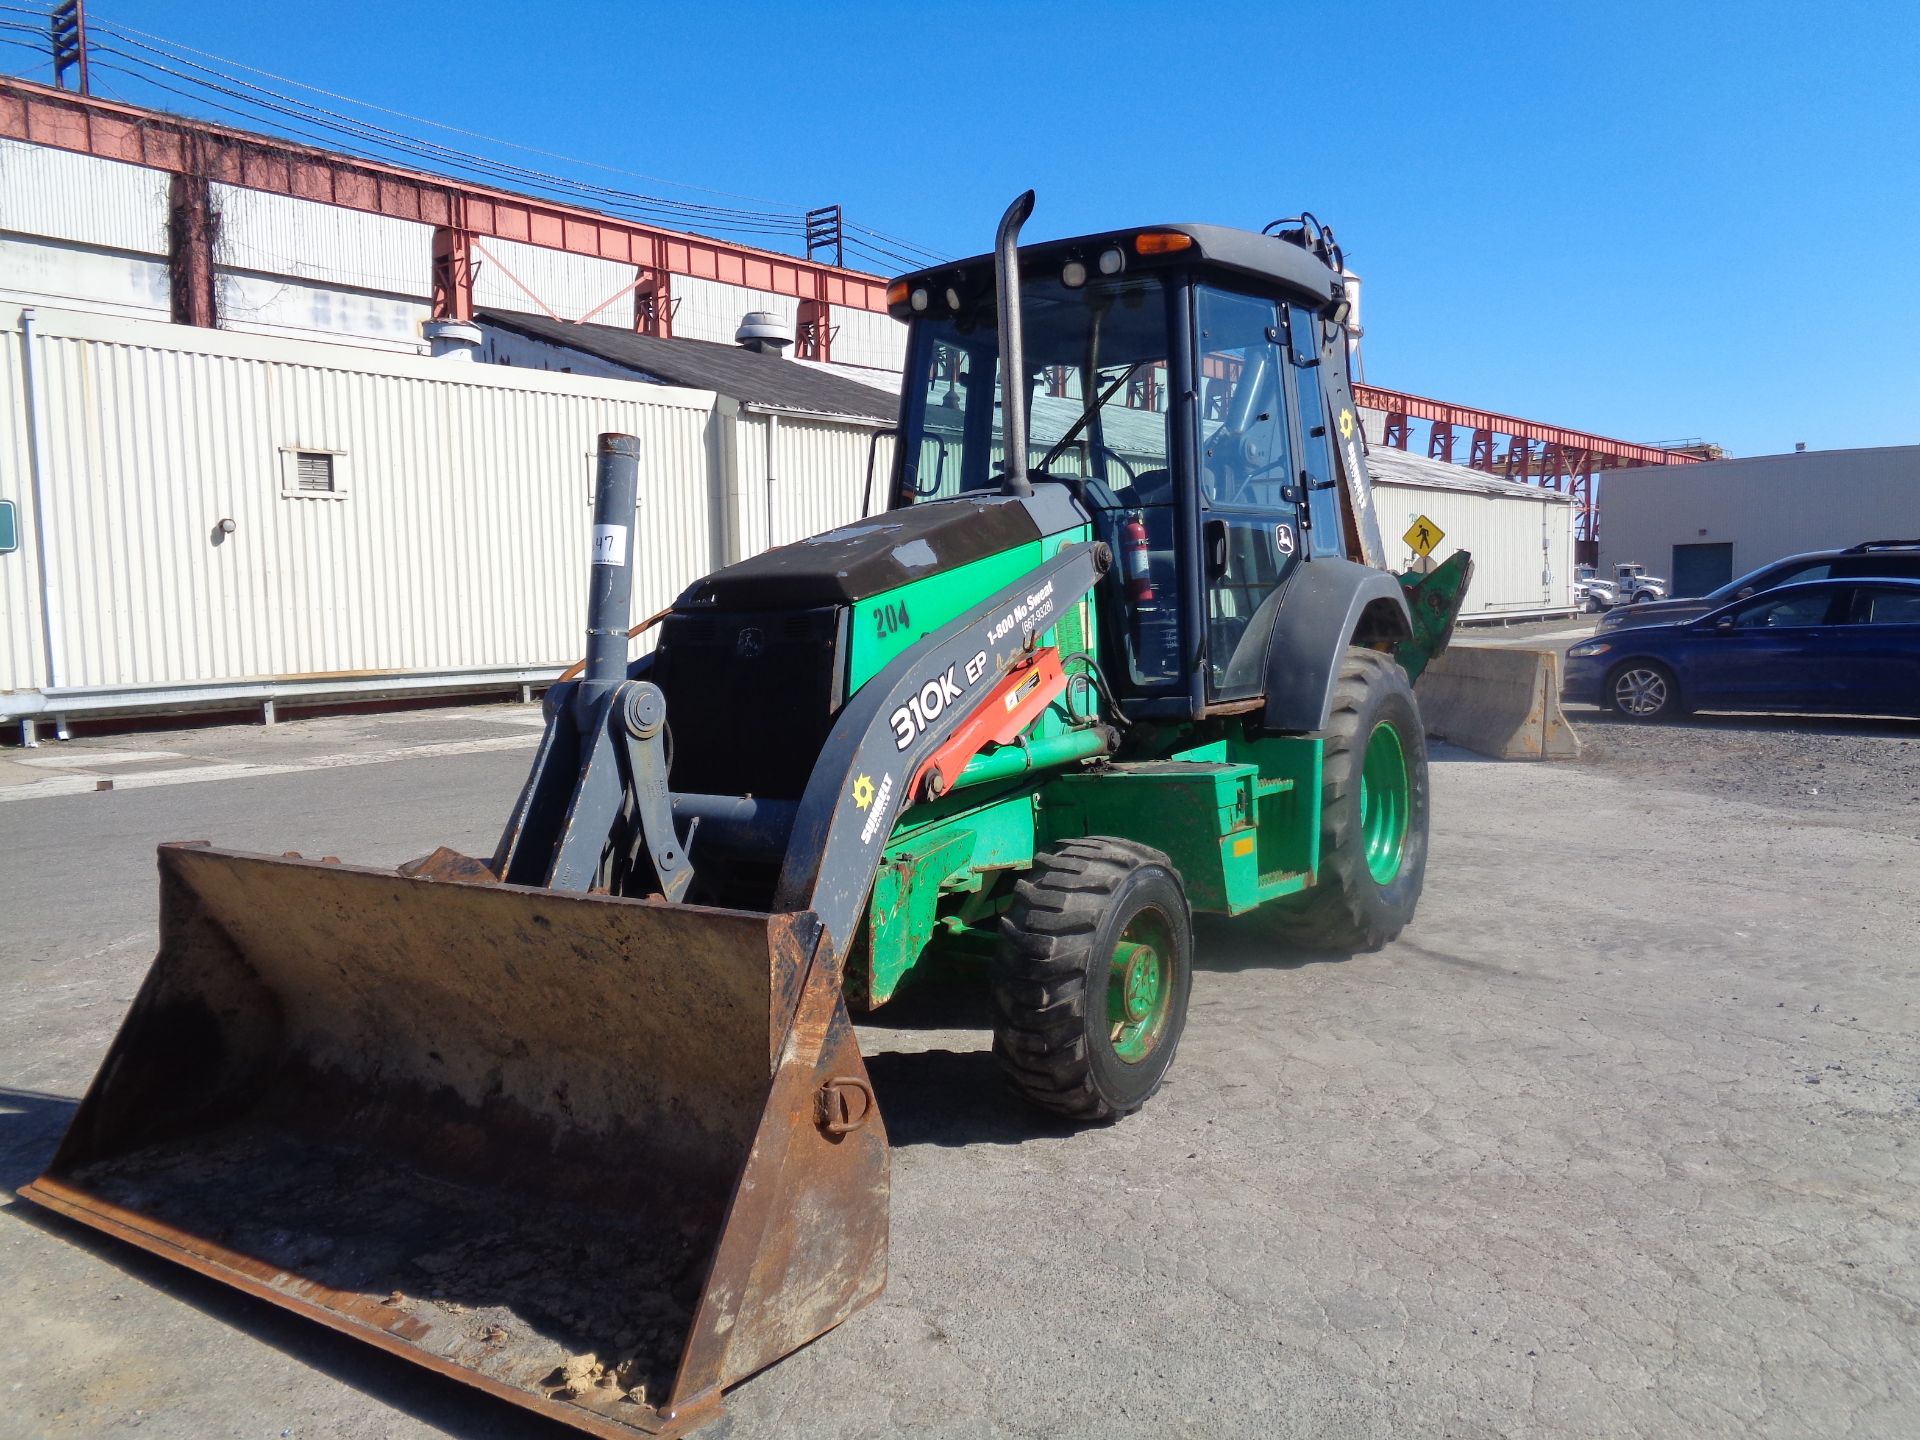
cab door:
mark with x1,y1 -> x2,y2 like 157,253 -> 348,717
1195,285 -> 1302,701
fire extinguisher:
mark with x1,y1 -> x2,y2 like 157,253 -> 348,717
1121,511 -> 1155,604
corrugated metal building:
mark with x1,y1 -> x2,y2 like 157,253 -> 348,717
0,131 -> 909,378
1599,445 -> 1920,597
0,304 -> 894,736
1367,448 -> 1576,615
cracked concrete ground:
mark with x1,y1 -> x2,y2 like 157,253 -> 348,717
1,705 -> 1915,1439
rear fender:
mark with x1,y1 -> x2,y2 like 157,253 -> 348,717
1259,558 -> 1411,734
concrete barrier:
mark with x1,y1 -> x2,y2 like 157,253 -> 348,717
1414,645 -> 1581,760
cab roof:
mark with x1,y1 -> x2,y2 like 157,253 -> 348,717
887,223 -> 1339,319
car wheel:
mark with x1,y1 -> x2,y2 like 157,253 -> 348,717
1608,661 -> 1679,719
1631,591 -> 1657,605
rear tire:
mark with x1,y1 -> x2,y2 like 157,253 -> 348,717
992,838 -> 1193,1122
1263,647 -> 1429,952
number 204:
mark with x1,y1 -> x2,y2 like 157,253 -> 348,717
873,600 -> 910,639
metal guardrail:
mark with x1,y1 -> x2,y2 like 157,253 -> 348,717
4,665 -> 562,745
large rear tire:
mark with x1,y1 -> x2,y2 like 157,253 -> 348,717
1265,647 -> 1429,952
992,838 -> 1193,1122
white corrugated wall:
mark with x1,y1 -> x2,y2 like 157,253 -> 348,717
1373,479 -> 1574,613
0,306 -> 732,698
213,185 -> 434,298
0,137 -> 170,254
471,236 -> 638,328
738,411 -> 896,551
824,307 -> 906,375
0,320 -> 43,691
673,276 -> 797,346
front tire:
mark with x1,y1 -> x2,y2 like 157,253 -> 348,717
992,838 -> 1193,1122
1264,647 -> 1429,952
1607,660 -> 1679,719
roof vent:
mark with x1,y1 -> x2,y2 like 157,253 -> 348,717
735,311 -> 793,356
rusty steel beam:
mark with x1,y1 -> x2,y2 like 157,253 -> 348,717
1355,383 -> 1696,468
0,76 -> 892,316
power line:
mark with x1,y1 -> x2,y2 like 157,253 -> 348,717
0,3 -> 956,267
102,13 -> 816,214
95,27 -> 805,227
87,44 -> 806,240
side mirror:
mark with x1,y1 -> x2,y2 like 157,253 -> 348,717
1736,586 -> 1755,599
1714,614 -> 1737,631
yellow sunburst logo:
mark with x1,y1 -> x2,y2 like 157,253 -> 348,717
1338,408 -> 1356,440
851,774 -> 875,810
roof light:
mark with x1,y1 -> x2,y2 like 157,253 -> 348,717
1133,231 -> 1194,255
1097,246 -> 1126,275
910,287 -> 930,312
886,279 -> 909,307
1060,260 -> 1088,289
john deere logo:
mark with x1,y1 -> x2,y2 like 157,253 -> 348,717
735,626 -> 766,659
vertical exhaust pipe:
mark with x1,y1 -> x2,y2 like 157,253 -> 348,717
578,432 -> 640,727
994,189 -> 1036,497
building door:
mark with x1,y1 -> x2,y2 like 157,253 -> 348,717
1671,542 -> 1734,598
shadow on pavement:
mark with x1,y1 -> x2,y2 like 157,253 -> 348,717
1191,914 -> 1357,974
1569,706 -> 1920,738
863,1047 -> 1074,1149
0,1086 -> 78,1193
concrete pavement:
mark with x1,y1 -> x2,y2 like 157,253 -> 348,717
2,707 -> 1916,1439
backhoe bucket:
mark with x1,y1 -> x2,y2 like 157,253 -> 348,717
20,843 -> 888,1439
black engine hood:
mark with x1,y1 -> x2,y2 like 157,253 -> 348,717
678,495 -> 1051,609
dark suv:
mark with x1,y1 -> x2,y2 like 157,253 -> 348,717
1597,541 -> 1920,632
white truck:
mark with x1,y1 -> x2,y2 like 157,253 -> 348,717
1612,561 -> 1670,605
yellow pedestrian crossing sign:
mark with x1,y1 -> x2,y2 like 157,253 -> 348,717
1403,514 -> 1445,557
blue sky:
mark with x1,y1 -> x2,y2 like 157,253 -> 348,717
11,1 -> 1917,457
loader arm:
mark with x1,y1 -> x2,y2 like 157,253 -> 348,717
775,536 -> 1108,957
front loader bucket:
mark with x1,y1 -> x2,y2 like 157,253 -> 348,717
20,843 -> 888,1439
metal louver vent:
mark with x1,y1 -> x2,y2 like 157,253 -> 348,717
295,452 -> 337,493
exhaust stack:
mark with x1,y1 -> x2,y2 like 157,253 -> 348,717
993,189 -> 1036,497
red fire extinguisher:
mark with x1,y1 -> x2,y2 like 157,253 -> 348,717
1121,511 -> 1155,603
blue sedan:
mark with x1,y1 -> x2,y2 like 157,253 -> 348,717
1562,578 -> 1920,720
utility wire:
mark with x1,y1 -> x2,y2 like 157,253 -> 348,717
96,27 -> 802,227
103,13 -> 813,213
88,45 -> 806,240
0,2 -> 955,266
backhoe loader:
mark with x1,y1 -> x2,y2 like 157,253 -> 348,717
22,193 -> 1472,1437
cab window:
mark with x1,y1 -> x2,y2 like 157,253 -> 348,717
1288,302 -> 1345,558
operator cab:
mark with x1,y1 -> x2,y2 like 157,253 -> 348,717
887,222 -> 1364,718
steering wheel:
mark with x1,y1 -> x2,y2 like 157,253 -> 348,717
1206,431 -> 1292,508
1088,441 -> 1140,490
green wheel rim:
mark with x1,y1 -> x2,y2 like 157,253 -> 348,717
1106,914 -> 1174,1064
1358,720 -> 1410,886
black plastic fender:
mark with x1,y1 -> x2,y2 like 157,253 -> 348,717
1259,558 -> 1412,734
